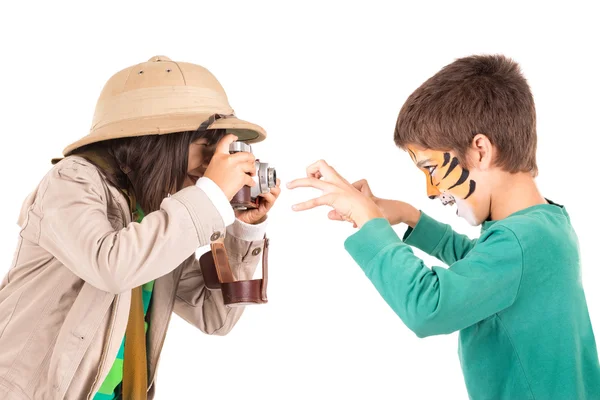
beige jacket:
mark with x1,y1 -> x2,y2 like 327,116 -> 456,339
0,156 -> 264,399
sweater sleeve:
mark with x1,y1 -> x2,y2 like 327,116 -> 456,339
345,218 -> 523,338
403,212 -> 478,264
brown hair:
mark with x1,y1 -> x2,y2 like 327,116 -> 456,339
394,54 -> 538,175
72,128 -> 226,213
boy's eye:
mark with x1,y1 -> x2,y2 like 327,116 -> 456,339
424,165 -> 437,175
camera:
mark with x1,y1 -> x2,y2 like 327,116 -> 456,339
229,142 -> 276,210
197,141 -> 273,307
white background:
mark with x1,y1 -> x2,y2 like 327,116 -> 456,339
1,1 -> 599,399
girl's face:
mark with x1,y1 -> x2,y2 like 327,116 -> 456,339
183,138 -> 212,188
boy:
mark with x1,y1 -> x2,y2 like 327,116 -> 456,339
287,55 -> 600,399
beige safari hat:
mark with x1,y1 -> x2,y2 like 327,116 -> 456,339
59,55 -> 266,158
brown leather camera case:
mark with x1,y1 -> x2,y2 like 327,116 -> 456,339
199,236 -> 269,306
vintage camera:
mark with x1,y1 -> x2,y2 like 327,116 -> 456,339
229,142 -> 277,210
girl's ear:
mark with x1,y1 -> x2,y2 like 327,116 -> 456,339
470,133 -> 494,170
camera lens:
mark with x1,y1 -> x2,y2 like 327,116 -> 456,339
268,167 -> 276,188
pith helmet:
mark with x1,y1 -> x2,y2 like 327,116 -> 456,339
60,55 -> 266,157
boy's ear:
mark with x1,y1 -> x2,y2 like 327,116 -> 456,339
471,133 -> 494,170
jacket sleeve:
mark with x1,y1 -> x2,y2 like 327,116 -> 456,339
345,218 -> 523,338
28,158 -> 227,294
173,223 -> 265,335
403,212 -> 478,264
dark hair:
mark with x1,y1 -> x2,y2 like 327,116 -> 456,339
394,54 -> 538,176
72,128 -> 226,213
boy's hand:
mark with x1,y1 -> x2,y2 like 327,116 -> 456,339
235,179 -> 281,225
346,179 -> 421,227
287,160 -> 384,228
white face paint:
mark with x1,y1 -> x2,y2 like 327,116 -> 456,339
453,196 -> 478,226
440,191 -> 478,225
439,192 -> 455,206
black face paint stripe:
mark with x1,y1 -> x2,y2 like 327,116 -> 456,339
408,148 -> 417,163
442,157 -> 459,179
448,168 -> 469,190
442,152 -> 451,167
464,180 -> 476,199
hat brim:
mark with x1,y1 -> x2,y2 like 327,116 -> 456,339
207,116 -> 266,143
59,113 -> 267,158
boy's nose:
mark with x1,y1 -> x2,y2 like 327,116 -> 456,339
426,181 -> 441,199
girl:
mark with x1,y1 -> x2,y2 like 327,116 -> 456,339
0,55 -> 280,400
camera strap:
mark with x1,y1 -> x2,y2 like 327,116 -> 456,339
197,113 -> 236,131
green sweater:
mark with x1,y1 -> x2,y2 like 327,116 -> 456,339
345,203 -> 600,399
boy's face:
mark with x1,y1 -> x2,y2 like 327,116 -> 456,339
406,145 -> 488,225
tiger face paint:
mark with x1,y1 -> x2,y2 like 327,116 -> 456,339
407,146 -> 479,225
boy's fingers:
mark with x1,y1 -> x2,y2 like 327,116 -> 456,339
306,160 -> 348,185
306,160 -> 332,178
215,134 -> 238,154
308,171 -> 323,180
328,210 -> 344,221
291,194 -> 334,211
306,160 -> 325,177
306,165 -> 323,180
286,177 -> 332,191
352,179 -> 371,194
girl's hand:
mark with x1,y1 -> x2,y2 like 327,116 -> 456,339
287,160 -> 383,228
235,179 -> 281,225
203,134 -> 257,200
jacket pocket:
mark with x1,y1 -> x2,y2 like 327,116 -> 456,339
47,283 -> 114,397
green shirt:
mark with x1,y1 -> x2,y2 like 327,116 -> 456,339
94,205 -> 154,400
344,203 -> 600,399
